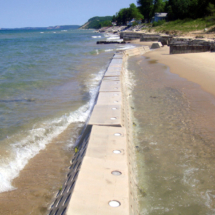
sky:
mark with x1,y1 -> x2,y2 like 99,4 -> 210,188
0,0 -> 137,28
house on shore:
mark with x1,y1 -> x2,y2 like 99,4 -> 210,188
152,13 -> 167,22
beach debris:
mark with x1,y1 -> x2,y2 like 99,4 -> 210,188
75,147 -> 79,153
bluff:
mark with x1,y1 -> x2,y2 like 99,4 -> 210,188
80,16 -> 112,29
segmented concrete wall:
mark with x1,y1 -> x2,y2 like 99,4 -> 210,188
170,45 -> 211,54
120,32 -> 144,40
47,125 -> 92,215
47,46 -> 150,215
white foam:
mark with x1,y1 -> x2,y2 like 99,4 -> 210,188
116,45 -> 136,51
201,190 -> 215,211
182,168 -> 199,187
92,36 -> 101,38
0,68 -> 105,193
104,49 -> 114,52
40,32 -> 44,34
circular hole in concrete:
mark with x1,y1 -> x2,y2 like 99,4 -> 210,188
112,107 -> 117,110
109,200 -> 121,207
114,133 -> 121,136
110,117 -> 116,120
111,171 -> 122,176
113,150 -> 121,154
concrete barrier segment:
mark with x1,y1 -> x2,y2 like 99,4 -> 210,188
66,126 -> 129,215
151,42 -> 162,49
108,62 -> 122,68
96,92 -> 122,105
104,71 -> 121,77
113,54 -> 123,59
48,46 -> 149,215
99,80 -> 121,92
89,105 -> 122,126
111,59 -> 123,64
103,76 -> 120,81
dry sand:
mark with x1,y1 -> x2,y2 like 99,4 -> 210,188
142,46 -> 215,97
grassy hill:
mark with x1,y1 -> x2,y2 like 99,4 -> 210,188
80,16 -> 113,29
145,17 -> 215,36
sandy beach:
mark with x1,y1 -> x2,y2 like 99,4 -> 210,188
144,46 -> 215,96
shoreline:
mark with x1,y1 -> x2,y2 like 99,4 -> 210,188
127,52 -> 215,214
143,46 -> 215,97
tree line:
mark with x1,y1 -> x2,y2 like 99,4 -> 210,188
112,0 -> 215,25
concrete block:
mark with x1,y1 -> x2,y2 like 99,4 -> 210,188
151,42 -> 162,49
89,105 -> 121,126
96,92 -> 122,105
99,80 -> 121,92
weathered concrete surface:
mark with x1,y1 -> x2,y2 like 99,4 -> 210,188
113,54 -> 123,59
169,38 -> 215,54
111,59 -> 123,64
105,70 -> 121,77
108,63 -> 122,68
89,105 -> 121,126
158,36 -> 173,46
99,80 -> 121,92
140,34 -> 160,42
106,66 -> 122,72
124,46 -> 150,57
103,76 -> 120,81
120,32 -> 143,40
67,126 -> 129,215
151,42 -> 162,49
96,92 -> 122,105
170,45 -> 211,54
49,46 -> 150,215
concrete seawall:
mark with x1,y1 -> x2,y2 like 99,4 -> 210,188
48,46 -> 150,215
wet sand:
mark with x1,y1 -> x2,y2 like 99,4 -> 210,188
127,51 -> 215,214
0,123 -> 81,215
144,46 -> 215,97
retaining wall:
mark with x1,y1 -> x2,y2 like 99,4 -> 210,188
170,45 -> 211,54
47,46 -> 149,215
120,32 -> 144,41
140,34 -> 160,42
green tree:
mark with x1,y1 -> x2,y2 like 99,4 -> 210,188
129,3 -> 144,20
114,3 -> 143,25
137,0 -> 154,21
153,0 -> 166,13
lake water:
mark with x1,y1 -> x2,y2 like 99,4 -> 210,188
0,28 -> 135,214
128,55 -> 215,215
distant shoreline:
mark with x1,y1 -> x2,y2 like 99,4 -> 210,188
0,25 -> 80,31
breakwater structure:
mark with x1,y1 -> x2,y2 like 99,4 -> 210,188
119,31 -> 215,53
169,38 -> 215,54
47,46 -> 150,215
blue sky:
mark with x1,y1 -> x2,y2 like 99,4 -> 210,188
0,0 -> 137,28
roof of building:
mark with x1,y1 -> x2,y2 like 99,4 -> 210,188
155,13 -> 167,17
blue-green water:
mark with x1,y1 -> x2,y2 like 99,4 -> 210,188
0,28 -> 135,193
